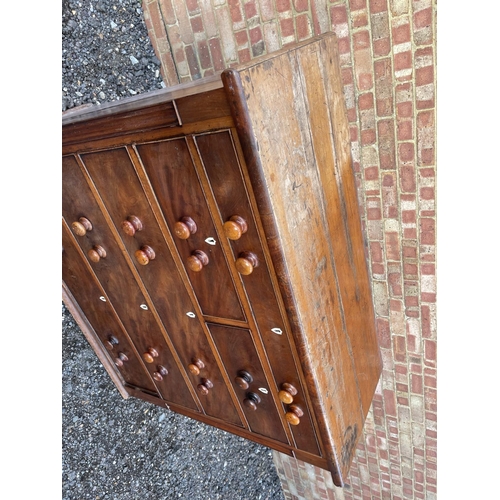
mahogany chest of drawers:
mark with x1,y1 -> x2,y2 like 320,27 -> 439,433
62,33 -> 382,487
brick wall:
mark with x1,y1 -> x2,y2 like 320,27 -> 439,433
142,1 -> 437,498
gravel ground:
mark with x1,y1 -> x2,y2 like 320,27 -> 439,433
62,0 -> 165,111
62,2 -> 285,499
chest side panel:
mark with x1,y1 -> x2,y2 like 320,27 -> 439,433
222,34 -> 382,485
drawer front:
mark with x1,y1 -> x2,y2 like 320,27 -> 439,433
62,156 -> 199,410
135,139 -> 245,322
79,148 -> 242,426
62,223 -> 158,395
209,324 -> 288,444
196,131 -> 321,455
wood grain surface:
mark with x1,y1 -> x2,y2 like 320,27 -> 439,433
223,33 -> 382,485
62,32 -> 381,488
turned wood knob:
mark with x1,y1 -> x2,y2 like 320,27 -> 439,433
235,251 -> 259,275
223,215 -> 248,240
235,370 -> 253,390
114,352 -> 128,367
153,365 -> 168,381
188,358 -> 205,376
143,347 -> 159,363
121,215 -> 143,236
197,378 -> 213,395
174,217 -> 197,240
186,250 -> 209,272
135,245 -> 155,265
104,335 -> 119,350
71,217 -> 92,236
285,404 -> 304,426
88,245 -> 107,263
278,383 -> 298,404
243,392 -> 261,411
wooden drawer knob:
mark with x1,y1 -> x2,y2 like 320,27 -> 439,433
235,251 -> 259,275
188,358 -> 205,376
153,365 -> 168,381
197,378 -> 213,395
88,245 -> 106,263
104,335 -> 119,350
174,217 -> 197,240
135,245 -> 155,265
235,370 -> 253,390
121,215 -> 143,236
278,383 -> 298,404
186,250 -> 209,272
285,404 -> 304,426
71,217 -> 92,236
143,347 -> 159,363
114,352 -> 128,367
243,392 -> 261,411
223,215 -> 248,240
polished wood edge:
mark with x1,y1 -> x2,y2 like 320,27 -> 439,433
172,99 -> 182,126
62,73 -> 224,126
221,66 -> 342,486
201,315 -> 249,329
62,281 -> 130,400
62,116 -> 235,154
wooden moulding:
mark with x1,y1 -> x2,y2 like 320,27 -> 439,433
61,73 -> 223,126
222,33 -> 382,486
61,75 -> 230,150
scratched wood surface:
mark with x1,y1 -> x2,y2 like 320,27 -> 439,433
224,33 -> 382,485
